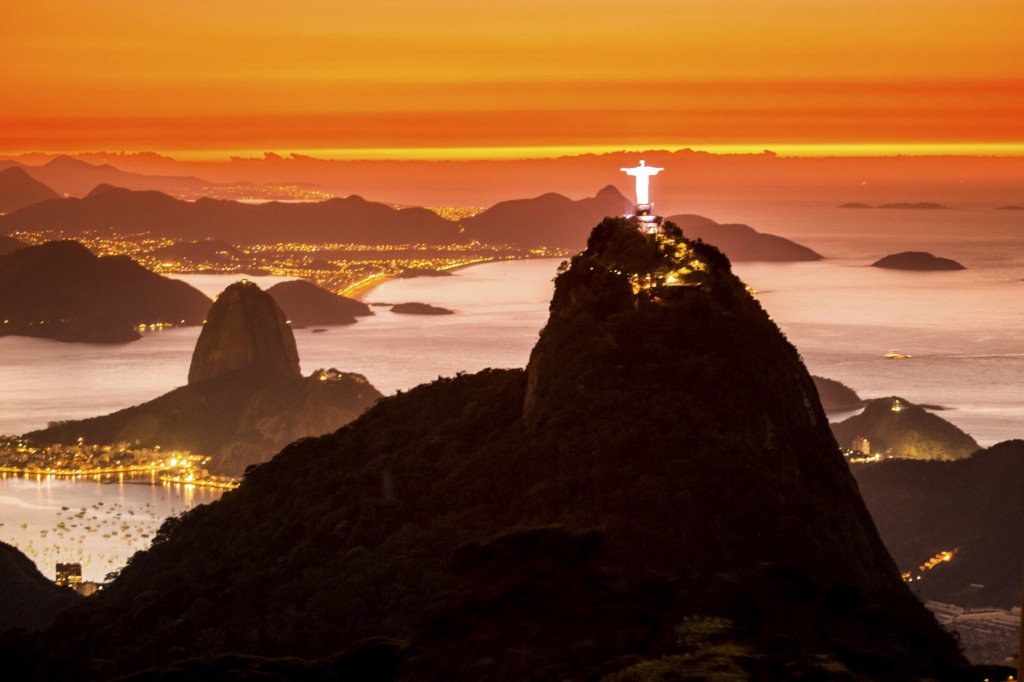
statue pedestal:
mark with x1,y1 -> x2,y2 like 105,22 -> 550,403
628,203 -> 664,234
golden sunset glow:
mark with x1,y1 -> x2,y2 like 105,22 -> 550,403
2,0 -> 1022,159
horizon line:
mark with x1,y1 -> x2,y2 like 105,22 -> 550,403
4,143 -> 1024,163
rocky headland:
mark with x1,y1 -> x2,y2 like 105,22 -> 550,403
832,396 -> 979,460
0,240 -> 211,343
28,281 -> 381,474
266,279 -> 371,327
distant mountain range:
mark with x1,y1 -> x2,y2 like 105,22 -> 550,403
0,156 -> 210,196
0,185 -> 459,245
0,240 -> 212,342
0,183 -> 824,262
0,166 -> 60,212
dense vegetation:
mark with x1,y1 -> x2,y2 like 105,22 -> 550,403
854,439 -> 1024,608
832,397 -> 979,460
0,542 -> 79,632
16,219 -> 984,680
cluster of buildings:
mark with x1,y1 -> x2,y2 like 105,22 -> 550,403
55,562 -> 104,597
0,437 -> 237,490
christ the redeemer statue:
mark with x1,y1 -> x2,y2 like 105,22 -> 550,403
620,159 -> 664,206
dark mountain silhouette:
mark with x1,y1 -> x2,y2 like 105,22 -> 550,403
188,281 -> 300,384
0,186 -> 460,245
872,251 -> 966,271
0,166 -> 60,212
27,282 -> 380,475
0,240 -> 211,343
667,213 -> 823,261
853,440 -> 1024,609
0,233 -> 25,255
30,219 -> 970,680
832,396 -> 979,460
9,156 -> 209,197
266,280 -> 371,327
812,375 -> 864,412
0,542 -> 79,632
460,185 -> 631,247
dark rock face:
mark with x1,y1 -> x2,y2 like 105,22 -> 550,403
0,541 -> 79,632
0,240 -> 211,343
871,251 -> 966,270
0,166 -> 60,213
188,281 -> 300,384
35,218 -> 969,680
832,396 -> 979,460
853,440 -> 1024,609
667,213 -> 823,261
266,280 -> 371,327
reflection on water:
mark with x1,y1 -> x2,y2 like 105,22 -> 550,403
0,473 -> 223,582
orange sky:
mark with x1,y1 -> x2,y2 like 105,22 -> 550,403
2,0 -> 1022,159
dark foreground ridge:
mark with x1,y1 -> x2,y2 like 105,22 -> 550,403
16,219 -> 986,680
0,542 -> 79,633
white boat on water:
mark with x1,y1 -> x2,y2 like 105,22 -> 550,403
884,349 -> 912,360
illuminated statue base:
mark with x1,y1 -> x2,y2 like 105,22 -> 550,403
626,203 -> 664,235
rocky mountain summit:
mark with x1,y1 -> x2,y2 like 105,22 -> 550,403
188,280 -> 301,384
28,282 -> 380,474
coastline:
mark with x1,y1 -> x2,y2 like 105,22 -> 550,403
341,256 -> 520,301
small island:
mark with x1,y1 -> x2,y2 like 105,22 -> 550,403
871,251 -> 965,271
389,302 -> 454,315
997,205 -> 1023,210
838,202 -> 948,209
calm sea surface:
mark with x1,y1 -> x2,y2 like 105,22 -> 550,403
0,206 -> 1021,579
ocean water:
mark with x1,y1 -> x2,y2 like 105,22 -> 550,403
0,473 -> 222,582
0,207 -> 1021,579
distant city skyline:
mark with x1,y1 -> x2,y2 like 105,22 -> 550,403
2,0 -> 1021,160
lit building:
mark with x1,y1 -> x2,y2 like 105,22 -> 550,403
852,435 -> 871,455
55,562 -> 82,589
